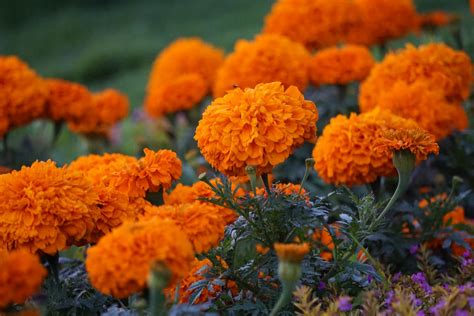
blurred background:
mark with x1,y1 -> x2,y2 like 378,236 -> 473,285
0,0 -> 472,166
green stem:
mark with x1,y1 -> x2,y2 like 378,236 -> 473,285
148,264 -> 170,316
298,158 -> 314,195
44,253 -> 61,286
52,121 -> 64,145
270,281 -> 296,316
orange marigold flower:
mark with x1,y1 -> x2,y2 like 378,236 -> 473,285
68,153 -> 143,240
196,82 -> 318,177
141,202 -> 226,253
114,149 -> 182,198
0,161 -> 98,254
86,218 -> 194,299
0,56 -> 48,135
312,108 -> 420,186
360,43 -> 472,112
0,249 -> 46,308
370,80 -> 468,140
313,227 -> 335,261
164,181 -> 237,225
44,78 -> 93,123
165,258 -> 239,304
419,11 -> 455,27
145,74 -> 207,118
263,0 -> 359,49
213,35 -> 310,97
309,45 -> 375,85
274,242 -> 310,263
347,0 -> 419,46
471,0 -> 474,15
68,88 -> 129,135
375,128 -> 439,161
256,244 -> 270,255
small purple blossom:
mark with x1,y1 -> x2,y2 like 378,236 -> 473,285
318,281 -> 326,290
409,244 -> 419,254
410,293 -> 422,307
338,296 -> 352,312
367,274 -> 373,283
454,310 -> 469,316
392,272 -> 402,282
416,311 -> 426,316
411,272 -> 432,294
468,297 -> 474,308
429,299 -> 445,316
384,290 -> 395,307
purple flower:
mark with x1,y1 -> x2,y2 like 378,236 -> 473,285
384,290 -> 395,307
468,297 -> 474,308
430,299 -> 445,316
392,272 -> 402,282
367,274 -> 373,283
338,296 -> 352,312
409,244 -> 419,254
416,311 -> 426,316
410,293 -> 422,307
454,310 -> 469,316
318,281 -> 326,290
411,272 -> 432,294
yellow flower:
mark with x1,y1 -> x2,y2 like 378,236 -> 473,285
196,82 -> 318,176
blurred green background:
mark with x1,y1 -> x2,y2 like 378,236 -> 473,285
0,0 -> 472,165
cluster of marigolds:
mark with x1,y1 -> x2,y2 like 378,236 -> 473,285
0,0 -> 473,314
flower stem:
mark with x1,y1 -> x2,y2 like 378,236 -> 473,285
148,263 -> 171,316
270,280 -> 297,316
298,158 -> 314,195
374,150 -> 415,224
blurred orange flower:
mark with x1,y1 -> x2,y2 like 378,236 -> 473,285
0,249 -> 46,308
309,45 -> 375,85
196,82 -> 318,177
274,242 -> 310,263
213,34 -> 310,97
0,56 -> 48,135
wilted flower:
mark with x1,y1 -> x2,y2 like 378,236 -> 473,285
0,249 -> 47,308
0,161 -> 98,254
86,218 -> 194,298
196,82 -> 318,177
213,35 -> 311,97
0,56 -> 48,135
309,45 -> 375,85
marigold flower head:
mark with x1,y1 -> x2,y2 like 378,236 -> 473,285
141,202 -> 227,253
369,80 -> 468,140
309,45 -> 375,85
164,181 -> 237,225
419,11 -> 455,27
196,82 -> 318,177
360,43 -> 473,112
375,128 -> 439,161
44,78 -> 93,122
213,35 -> 310,97
419,194 -> 466,226
0,249 -> 46,308
274,242 -> 310,263
113,149 -> 182,198
165,258 -> 238,304
0,56 -> 48,134
312,108 -> 420,186
263,0 -> 359,49
145,74 -> 207,118
86,218 -> 194,298
0,161 -> 98,254
68,88 -> 129,135
347,0 -> 419,45
313,227 -> 335,261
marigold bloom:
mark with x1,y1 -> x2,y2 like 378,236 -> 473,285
360,43 -> 472,112
313,227 -> 335,261
114,149 -> 182,198
196,82 -> 318,176
141,202 -> 226,253
0,249 -> 46,308
312,109 -> 420,186
165,258 -> 239,304
263,0 -> 359,49
256,244 -> 270,255
346,0 -> 419,46
309,45 -> 375,85
375,128 -> 439,161
164,181 -> 237,225
213,35 -> 310,97
68,88 -> 129,135
419,11 -> 455,27
145,74 -> 207,118
86,218 -> 194,298
44,78 -> 93,123
0,161 -> 98,254
0,56 -> 48,135
371,81 -> 468,140
274,242 -> 310,263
